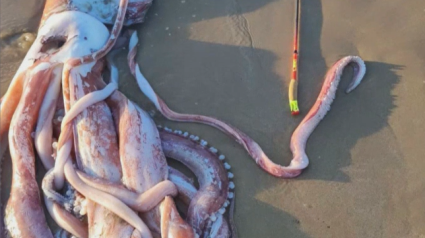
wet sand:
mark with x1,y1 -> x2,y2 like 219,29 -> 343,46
1,0 -> 425,237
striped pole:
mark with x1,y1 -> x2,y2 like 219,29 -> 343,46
289,0 -> 300,116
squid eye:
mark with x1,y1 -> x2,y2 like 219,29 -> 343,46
40,36 -> 67,54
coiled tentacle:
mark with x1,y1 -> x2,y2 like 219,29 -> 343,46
127,34 -> 366,178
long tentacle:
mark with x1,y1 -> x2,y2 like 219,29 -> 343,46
127,33 -> 300,178
127,33 -> 366,178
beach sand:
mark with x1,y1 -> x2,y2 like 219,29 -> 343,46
1,0 -> 425,237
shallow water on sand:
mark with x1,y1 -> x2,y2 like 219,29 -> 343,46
2,0 -> 425,237
0,0 -> 44,95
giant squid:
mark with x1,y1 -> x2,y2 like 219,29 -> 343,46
0,0 -> 366,237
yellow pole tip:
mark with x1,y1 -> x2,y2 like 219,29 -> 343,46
289,100 -> 299,115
